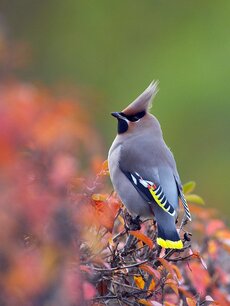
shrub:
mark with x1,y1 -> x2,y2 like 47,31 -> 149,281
0,81 -> 229,306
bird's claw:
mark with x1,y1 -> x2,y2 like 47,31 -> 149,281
125,214 -> 141,231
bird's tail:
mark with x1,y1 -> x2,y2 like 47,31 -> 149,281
156,224 -> 183,249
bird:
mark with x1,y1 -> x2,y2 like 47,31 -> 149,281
108,81 -> 191,249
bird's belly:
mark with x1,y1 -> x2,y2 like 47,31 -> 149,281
119,188 -> 154,219
108,142 -> 153,219
110,166 -> 153,219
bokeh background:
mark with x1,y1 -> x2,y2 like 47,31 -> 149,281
1,0 -> 229,219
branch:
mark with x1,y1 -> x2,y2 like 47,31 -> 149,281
92,259 -> 148,272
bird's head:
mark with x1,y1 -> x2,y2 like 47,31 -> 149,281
111,81 -> 159,135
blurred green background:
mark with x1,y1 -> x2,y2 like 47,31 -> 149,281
1,0 -> 229,220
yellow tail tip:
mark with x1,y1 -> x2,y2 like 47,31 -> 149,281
157,237 -> 183,249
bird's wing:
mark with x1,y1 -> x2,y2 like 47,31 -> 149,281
120,168 -> 176,217
163,146 -> 192,222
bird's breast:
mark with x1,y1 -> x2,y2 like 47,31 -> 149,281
108,140 -> 121,181
108,141 -> 153,218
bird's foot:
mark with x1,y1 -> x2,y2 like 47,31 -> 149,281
184,232 -> 192,242
125,214 -> 141,231
121,215 -> 141,256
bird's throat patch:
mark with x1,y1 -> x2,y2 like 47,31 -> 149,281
118,118 -> 129,134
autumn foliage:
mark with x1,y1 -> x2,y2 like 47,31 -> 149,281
0,80 -> 229,306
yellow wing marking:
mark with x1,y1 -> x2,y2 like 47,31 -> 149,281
148,187 -> 175,216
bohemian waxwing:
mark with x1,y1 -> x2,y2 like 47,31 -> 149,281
108,81 -> 191,249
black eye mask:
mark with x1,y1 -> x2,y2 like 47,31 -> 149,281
120,110 -> 146,122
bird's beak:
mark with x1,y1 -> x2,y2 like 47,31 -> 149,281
111,112 -> 123,120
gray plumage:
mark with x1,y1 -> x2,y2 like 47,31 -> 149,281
108,82 -> 191,249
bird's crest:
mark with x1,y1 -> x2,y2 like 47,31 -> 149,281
122,81 -> 159,115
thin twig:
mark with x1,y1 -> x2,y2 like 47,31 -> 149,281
94,295 -> 118,300
167,253 -> 194,262
113,229 -> 127,242
92,259 -> 148,272
111,280 -> 147,292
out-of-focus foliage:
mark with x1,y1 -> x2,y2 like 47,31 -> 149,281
0,79 -> 103,305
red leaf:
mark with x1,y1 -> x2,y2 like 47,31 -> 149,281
91,194 -> 120,231
157,258 -> 175,279
83,281 -> 96,300
97,279 -> 109,296
192,250 -> 207,270
206,219 -> 225,236
130,231 -> 154,249
79,265 -> 93,274
140,264 -> 161,279
185,262 -> 211,296
165,279 -> 179,295
212,288 -> 230,306
178,287 -> 194,299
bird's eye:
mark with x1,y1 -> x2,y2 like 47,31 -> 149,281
119,110 -> 146,122
132,116 -> 140,122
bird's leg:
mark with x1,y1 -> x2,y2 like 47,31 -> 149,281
121,214 -> 142,256
125,214 -> 141,231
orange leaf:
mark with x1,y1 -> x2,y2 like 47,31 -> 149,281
92,200 -> 114,231
140,264 -> 161,279
157,258 -> 175,279
130,231 -> 154,249
212,288 -> 229,306
189,204 -> 214,219
164,302 -> 177,306
208,240 -> 218,259
170,264 -> 183,283
222,243 -> 230,253
138,299 -> 152,306
118,215 -> 125,226
134,276 -> 145,289
204,295 -> 221,305
100,159 -> 109,175
215,229 -> 230,240
91,194 -> 120,231
178,287 -> 194,299
92,194 -> 108,201
149,279 -> 155,291
165,279 -> 179,295
186,297 -> 196,306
